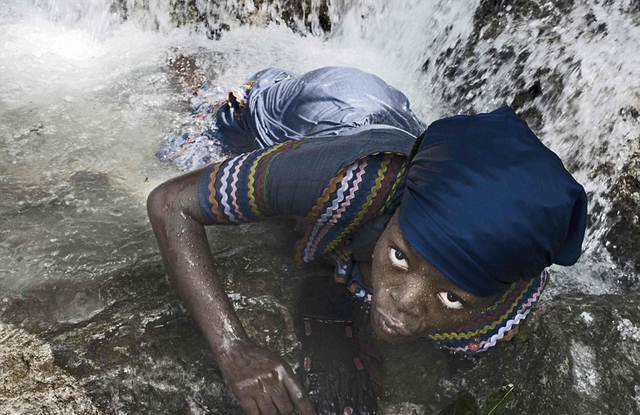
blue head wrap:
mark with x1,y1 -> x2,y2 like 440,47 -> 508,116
399,106 -> 587,297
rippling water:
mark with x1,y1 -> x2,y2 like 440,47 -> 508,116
2,0 -> 638,294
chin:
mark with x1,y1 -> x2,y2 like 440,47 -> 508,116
375,329 -> 409,345
372,323 -> 415,345
370,305 -> 417,345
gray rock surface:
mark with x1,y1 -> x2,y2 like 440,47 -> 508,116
2,173 -> 640,414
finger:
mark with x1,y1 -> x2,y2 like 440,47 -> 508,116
270,386 -> 295,415
255,396 -> 278,415
237,397 -> 260,415
283,373 -> 316,415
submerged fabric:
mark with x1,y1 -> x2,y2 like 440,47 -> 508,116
159,67 -> 425,170
196,67 -> 425,153
400,106 -> 588,297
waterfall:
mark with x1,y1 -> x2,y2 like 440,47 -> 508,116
2,1 -> 640,413
4,0 -> 637,290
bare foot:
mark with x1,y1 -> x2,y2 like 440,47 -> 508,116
169,55 -> 208,94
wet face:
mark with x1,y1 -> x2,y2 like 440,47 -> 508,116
370,211 -> 500,344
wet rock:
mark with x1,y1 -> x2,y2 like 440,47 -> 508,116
605,151 -> 640,278
2,260 -> 235,413
376,290 -> 640,414
427,0 -> 587,126
114,0 -> 332,36
509,81 -> 542,111
1,257 -> 289,414
0,323 -> 102,414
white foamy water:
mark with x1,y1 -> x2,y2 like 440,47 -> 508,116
2,1 -> 640,414
1,0 -> 638,293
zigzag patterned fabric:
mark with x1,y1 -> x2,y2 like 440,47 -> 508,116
428,270 -> 549,354
199,140 -> 549,354
199,140 -> 407,254
293,154 -> 407,263
200,139 -> 302,224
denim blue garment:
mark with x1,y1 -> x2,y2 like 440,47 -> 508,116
211,67 -> 425,153
160,67 -> 425,170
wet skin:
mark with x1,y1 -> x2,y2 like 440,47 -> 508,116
358,211 -> 500,344
148,156 -> 498,414
148,171 -> 316,415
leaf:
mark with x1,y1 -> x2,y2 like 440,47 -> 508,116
439,392 -> 481,415
480,384 -> 515,415
512,324 -> 532,344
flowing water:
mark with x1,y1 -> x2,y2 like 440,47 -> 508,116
1,0 -> 640,413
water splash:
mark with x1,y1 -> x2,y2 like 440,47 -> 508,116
2,0 -> 640,413
2,0 -> 638,297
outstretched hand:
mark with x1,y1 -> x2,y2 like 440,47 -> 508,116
148,173 -> 315,414
219,341 -> 316,415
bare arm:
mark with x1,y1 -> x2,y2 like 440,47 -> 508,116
147,169 -> 315,415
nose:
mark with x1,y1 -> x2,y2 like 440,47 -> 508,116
388,275 -> 426,319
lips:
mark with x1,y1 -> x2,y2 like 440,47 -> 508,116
374,309 -> 410,337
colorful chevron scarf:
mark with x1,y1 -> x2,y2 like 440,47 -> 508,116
201,140 -> 548,354
428,270 -> 549,354
286,148 -> 548,354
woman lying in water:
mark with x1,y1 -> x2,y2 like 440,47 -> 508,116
147,60 -> 587,415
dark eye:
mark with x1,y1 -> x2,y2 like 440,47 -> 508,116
389,247 -> 409,270
437,291 -> 464,309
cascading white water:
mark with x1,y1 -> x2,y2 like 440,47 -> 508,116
1,0 -> 638,306
2,1 -> 640,414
